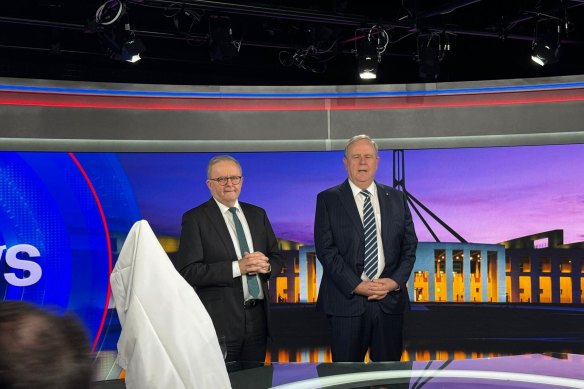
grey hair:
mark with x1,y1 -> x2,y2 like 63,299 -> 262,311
207,155 -> 242,179
344,134 -> 378,157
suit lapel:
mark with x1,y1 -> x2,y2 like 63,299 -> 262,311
376,183 -> 393,253
338,180 -> 364,235
240,203 -> 259,248
202,198 -> 238,258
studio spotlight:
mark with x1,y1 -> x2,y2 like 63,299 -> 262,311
356,26 -> 387,80
417,33 -> 447,82
531,20 -> 560,66
208,16 -> 239,62
94,0 -> 145,63
114,37 -> 146,63
358,41 -> 378,79
98,20 -> 146,63
418,46 -> 440,81
105,23 -> 145,63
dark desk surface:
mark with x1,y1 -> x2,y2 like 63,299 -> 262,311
229,354 -> 584,389
93,353 -> 584,389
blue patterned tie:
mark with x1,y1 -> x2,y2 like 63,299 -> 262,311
229,207 -> 261,298
361,190 -> 378,280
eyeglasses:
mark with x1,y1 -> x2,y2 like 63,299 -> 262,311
208,175 -> 242,185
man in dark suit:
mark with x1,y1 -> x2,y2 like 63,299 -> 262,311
314,134 -> 417,362
174,155 -> 283,363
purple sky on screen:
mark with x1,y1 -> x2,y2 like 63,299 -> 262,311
117,144 -> 584,245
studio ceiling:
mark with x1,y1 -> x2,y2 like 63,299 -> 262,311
1,0 -> 584,85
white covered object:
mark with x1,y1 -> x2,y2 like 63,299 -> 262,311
110,220 -> 231,389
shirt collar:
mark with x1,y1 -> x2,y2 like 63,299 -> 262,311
213,198 -> 241,214
348,180 -> 377,198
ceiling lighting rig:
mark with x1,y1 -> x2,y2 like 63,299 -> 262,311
4,0 -> 581,83
278,42 -> 337,74
208,15 -> 240,62
417,32 -> 449,81
278,26 -> 338,74
529,1 -> 572,67
355,26 -> 389,80
163,3 -> 204,45
94,0 -> 145,63
531,18 -> 562,66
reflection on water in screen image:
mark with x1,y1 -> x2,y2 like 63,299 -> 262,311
265,346 -> 512,364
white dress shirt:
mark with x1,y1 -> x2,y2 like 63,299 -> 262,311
348,180 -> 385,280
214,198 -> 264,300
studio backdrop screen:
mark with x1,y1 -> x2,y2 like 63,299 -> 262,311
1,144 -> 583,348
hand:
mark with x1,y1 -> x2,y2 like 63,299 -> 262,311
238,252 -> 271,274
354,278 -> 399,301
353,281 -> 377,297
368,277 -> 400,300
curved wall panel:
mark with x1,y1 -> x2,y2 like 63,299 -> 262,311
1,75 -> 584,151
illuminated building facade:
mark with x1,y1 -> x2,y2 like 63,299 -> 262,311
282,242 -> 508,304
271,244 -> 323,304
272,239 -> 303,303
411,242 -> 506,303
502,230 -> 584,304
298,246 -> 322,303
273,249 -> 300,303
161,231 -> 584,305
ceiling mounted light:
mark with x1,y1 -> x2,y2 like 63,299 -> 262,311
93,0 -> 145,63
113,36 -> 146,63
103,25 -> 145,63
356,26 -> 388,80
358,39 -> 378,79
417,32 -> 448,82
531,19 -> 561,66
208,16 -> 239,62
98,18 -> 145,63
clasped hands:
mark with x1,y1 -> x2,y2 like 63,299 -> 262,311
238,251 -> 271,275
354,278 -> 399,301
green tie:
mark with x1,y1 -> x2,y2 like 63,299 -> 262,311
228,207 -> 261,298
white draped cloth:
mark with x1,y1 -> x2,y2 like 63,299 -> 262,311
110,220 -> 231,389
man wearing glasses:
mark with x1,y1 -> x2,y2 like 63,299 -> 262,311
174,155 -> 283,364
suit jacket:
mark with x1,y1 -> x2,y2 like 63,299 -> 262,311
174,198 -> 283,340
314,180 -> 417,317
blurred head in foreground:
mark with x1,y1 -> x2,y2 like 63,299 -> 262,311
0,300 -> 92,389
